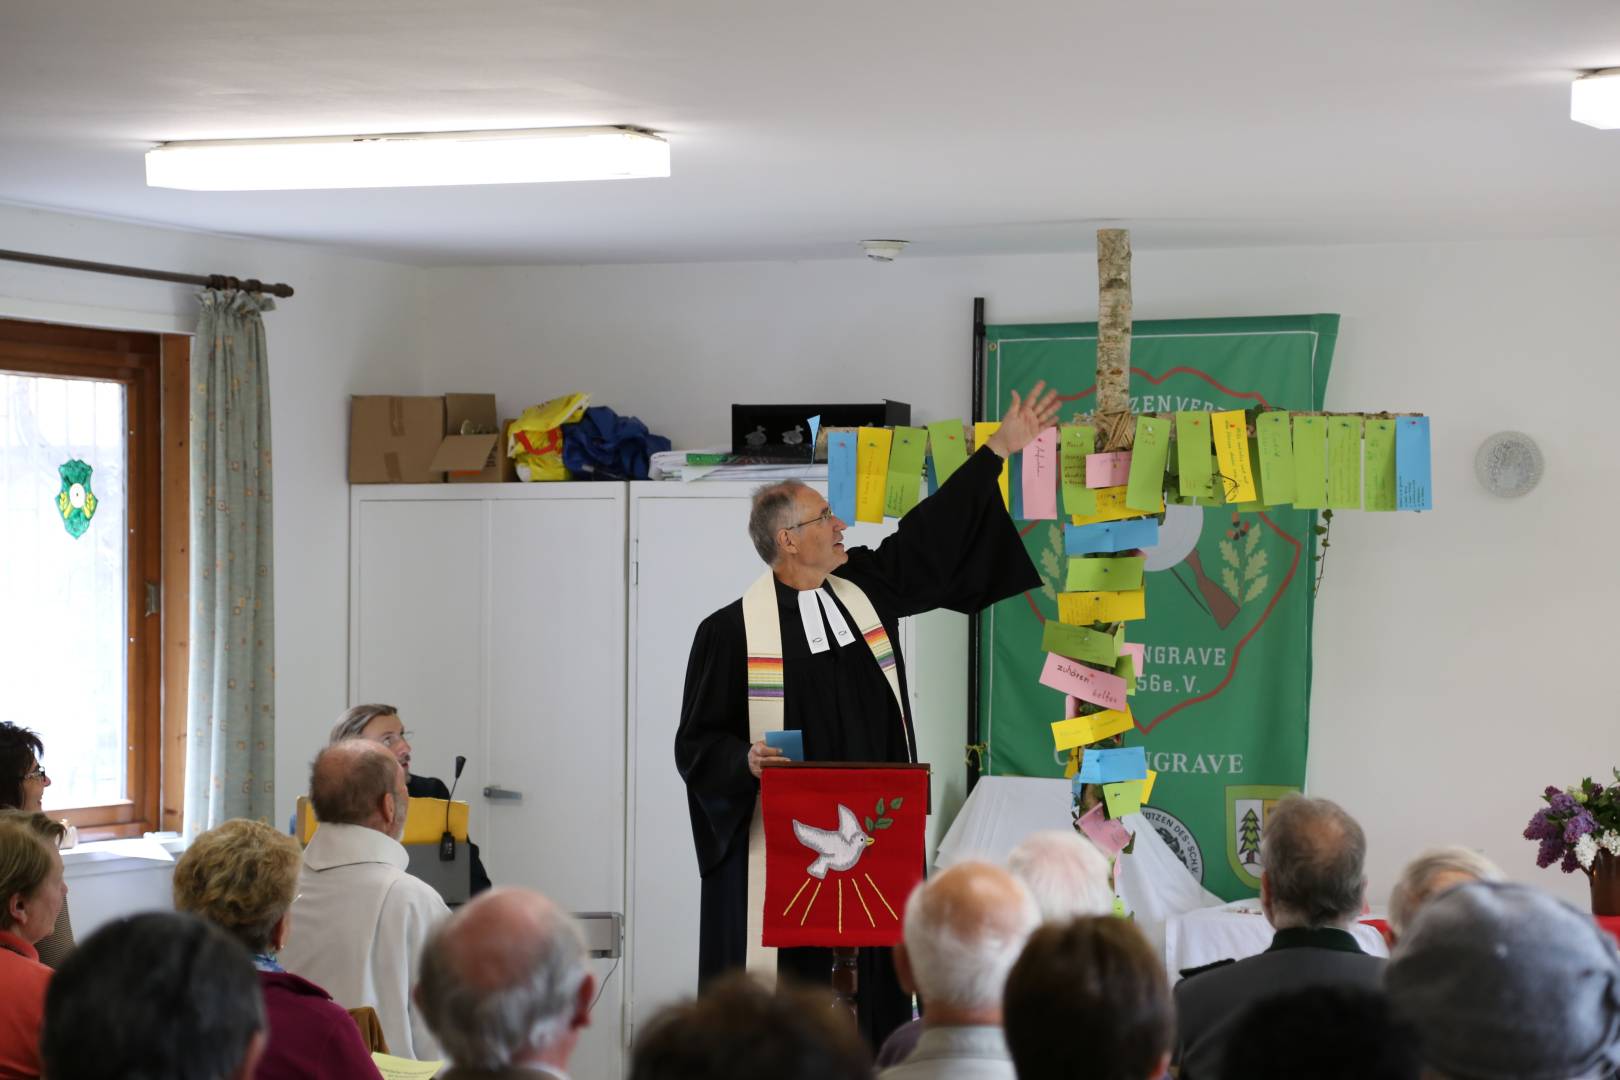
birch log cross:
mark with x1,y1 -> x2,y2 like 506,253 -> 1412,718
1095,228 -> 1135,450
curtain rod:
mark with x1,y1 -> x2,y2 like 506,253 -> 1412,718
0,247 -> 295,298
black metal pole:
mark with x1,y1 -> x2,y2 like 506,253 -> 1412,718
0,248 -> 295,298
967,297 -> 986,790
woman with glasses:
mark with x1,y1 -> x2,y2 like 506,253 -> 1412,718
173,818 -> 383,1079
0,810 -> 67,1078
0,723 -> 72,968
329,705 -> 491,895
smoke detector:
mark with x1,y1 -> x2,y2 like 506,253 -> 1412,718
861,239 -> 908,262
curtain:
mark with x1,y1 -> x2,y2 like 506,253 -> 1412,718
185,289 -> 276,833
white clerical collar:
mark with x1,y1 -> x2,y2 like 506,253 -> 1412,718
794,584 -> 855,654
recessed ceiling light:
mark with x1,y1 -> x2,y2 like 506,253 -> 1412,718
1571,69 -> 1620,130
145,125 -> 670,191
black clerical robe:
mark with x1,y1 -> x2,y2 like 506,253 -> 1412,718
674,445 -> 1039,1046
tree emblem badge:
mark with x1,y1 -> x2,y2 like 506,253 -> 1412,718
56,459 -> 98,539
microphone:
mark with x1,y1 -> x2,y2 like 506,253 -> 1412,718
440,755 -> 466,862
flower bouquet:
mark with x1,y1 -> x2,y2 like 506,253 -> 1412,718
1524,771 -> 1620,915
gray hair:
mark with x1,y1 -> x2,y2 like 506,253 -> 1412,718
330,703 -> 398,744
901,861 -> 1040,1011
1261,795 -> 1367,929
1388,846 -> 1503,938
1007,830 -> 1116,923
747,482 -> 805,565
417,899 -> 589,1068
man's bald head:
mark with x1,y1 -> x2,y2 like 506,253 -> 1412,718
309,739 -> 405,836
416,886 -> 591,1070
900,861 -> 1040,1012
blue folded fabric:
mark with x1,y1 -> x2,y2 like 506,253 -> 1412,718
562,405 -> 672,480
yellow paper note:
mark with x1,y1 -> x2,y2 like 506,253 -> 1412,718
1211,410 -> 1257,503
1141,768 -> 1158,805
974,421 -> 1008,508
854,427 -> 892,523
1069,485 -> 1157,525
1063,747 -> 1080,779
1050,708 -> 1135,751
372,1054 -> 445,1080
1102,779 -> 1143,817
1057,589 -> 1146,625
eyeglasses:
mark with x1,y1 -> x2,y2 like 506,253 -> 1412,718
377,731 -> 413,749
22,767 -> 47,782
786,507 -> 834,531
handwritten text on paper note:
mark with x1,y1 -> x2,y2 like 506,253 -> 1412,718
1039,652 -> 1129,711
1126,415 -> 1172,511
827,432 -> 857,523
1022,427 -> 1058,519
1060,426 -> 1096,515
854,427 -> 892,523
1086,451 -> 1132,488
1396,416 -> 1432,511
1211,410 -> 1257,503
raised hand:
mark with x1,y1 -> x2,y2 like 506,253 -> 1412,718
986,381 -> 1063,458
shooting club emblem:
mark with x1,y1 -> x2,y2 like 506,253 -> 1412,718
56,459 -> 98,538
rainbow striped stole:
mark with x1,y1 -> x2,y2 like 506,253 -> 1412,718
746,656 -> 785,700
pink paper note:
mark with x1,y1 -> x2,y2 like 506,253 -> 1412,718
1120,641 -> 1146,676
1064,694 -> 1082,719
1038,652 -> 1129,711
1079,802 -> 1132,856
1021,427 -> 1058,519
1086,451 -> 1132,488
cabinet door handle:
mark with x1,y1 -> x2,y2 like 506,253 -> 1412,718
483,785 -> 523,801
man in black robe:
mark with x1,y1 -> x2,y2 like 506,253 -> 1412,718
674,385 -> 1059,1046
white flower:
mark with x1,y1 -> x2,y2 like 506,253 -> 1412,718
1601,831 -> 1620,857
1576,833 -> 1600,870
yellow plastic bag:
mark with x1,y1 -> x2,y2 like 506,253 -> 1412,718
508,392 -> 590,481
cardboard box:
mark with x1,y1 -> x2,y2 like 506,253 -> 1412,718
349,393 -> 515,484
432,394 -> 516,484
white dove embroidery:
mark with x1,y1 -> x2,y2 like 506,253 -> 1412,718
792,804 -> 874,879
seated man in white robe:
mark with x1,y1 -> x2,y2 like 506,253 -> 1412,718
280,739 -> 451,1060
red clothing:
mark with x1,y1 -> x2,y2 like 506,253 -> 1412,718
256,970 -> 383,1080
0,929 -> 50,1079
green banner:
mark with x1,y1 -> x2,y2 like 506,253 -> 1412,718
980,314 -> 1336,900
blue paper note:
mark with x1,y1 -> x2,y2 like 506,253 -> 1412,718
925,454 -> 939,497
1065,517 -> 1162,556
1009,451 -> 1024,520
828,432 -> 857,522
1395,416 -> 1432,511
808,415 -> 821,449
765,729 -> 804,762
1077,752 -> 1103,784
1081,746 -> 1148,784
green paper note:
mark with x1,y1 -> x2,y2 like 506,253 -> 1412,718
1041,621 -> 1118,666
927,420 -> 969,485
1061,426 -> 1097,516
1113,652 -> 1137,695
884,426 -> 928,517
1255,411 -> 1296,506
1364,419 -> 1396,511
1292,416 -> 1328,509
1326,416 -> 1362,509
1126,416 -> 1171,511
1232,437 -> 1269,513
1066,555 -> 1146,592
1103,780 -> 1143,818
1175,412 -> 1215,499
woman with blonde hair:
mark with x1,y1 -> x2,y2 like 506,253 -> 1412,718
173,818 -> 382,1080
0,810 -> 67,1078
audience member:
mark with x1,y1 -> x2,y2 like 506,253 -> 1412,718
1003,916 -> 1172,1080
332,703 -> 492,894
0,811 -> 66,1078
1386,880 -> 1620,1080
279,739 -> 450,1060
42,910 -> 265,1080
1386,845 -> 1502,941
173,818 -> 383,1079
0,723 -> 73,968
1172,795 -> 1381,1079
877,862 -> 1038,1079
416,886 -> 595,1078
1218,985 -> 1421,1079
629,972 -> 872,1080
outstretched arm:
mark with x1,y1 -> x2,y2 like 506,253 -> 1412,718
985,380 -> 1062,458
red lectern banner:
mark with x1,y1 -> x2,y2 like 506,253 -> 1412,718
760,765 -> 929,948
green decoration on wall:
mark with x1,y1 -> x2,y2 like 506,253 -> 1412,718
56,459 -> 98,538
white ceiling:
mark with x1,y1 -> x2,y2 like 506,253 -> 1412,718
2,0 -> 1618,266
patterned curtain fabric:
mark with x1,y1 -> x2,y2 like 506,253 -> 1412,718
185,289 -> 276,833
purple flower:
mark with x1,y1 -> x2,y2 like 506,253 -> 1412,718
1564,811 -> 1598,843
1562,848 -> 1581,873
1549,791 -> 1578,814
1525,809 -> 1559,841
1546,785 -> 1562,798
1537,836 -> 1564,868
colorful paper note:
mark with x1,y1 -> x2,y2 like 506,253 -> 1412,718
927,420 -> 970,486
974,422 -> 1009,509
1041,621 -> 1118,665
1083,745 -> 1147,783
1071,486 -> 1157,525
1326,416 -> 1363,509
1113,652 -> 1136,694
1065,555 -> 1145,593
883,426 -> 928,518
1021,427 -> 1058,520
764,729 -> 804,762
1211,410 -> 1257,503
854,427 -> 892,523
1057,589 -> 1146,625
1102,779 -> 1144,818
1364,418 -> 1396,511
1050,707 -> 1135,751
1126,415 -> 1172,511
1038,652 -> 1130,711
827,432 -> 857,524
1292,416 -> 1328,509
1119,641 -> 1146,678
1060,426 -> 1096,516
1255,411 -> 1296,506
1141,769 -> 1158,805
1175,411 -> 1216,499
1065,517 -> 1160,556
1078,802 -> 1132,856
807,415 -> 821,451
1086,452 -> 1132,488
372,1055 -> 446,1080
1396,415 -> 1432,511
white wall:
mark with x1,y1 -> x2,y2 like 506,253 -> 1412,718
0,203 -> 423,829
412,238 -> 1620,910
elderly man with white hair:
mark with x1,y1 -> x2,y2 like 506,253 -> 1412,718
1386,845 -> 1502,942
879,861 -> 1040,1080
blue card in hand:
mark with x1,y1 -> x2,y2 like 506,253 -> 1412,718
765,729 -> 804,762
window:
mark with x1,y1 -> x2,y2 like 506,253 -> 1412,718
0,317 -> 188,837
